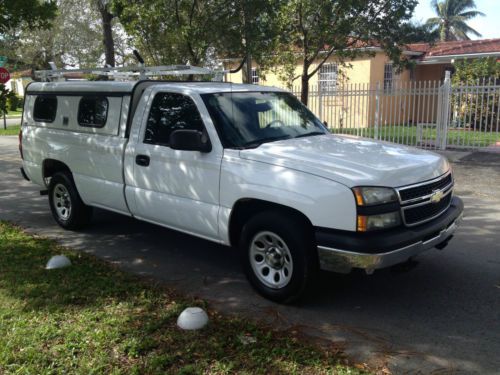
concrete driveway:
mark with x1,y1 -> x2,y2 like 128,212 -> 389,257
0,136 -> 499,374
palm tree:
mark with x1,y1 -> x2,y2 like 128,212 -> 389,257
426,0 -> 485,41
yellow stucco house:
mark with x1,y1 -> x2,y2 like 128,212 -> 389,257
223,38 -> 500,129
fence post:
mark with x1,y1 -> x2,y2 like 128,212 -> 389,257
439,71 -> 452,150
318,84 -> 323,121
374,82 -> 381,140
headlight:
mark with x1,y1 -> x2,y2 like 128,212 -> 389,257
357,212 -> 402,232
352,186 -> 401,231
352,187 -> 398,206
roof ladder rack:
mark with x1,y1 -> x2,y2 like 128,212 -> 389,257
34,63 -> 226,82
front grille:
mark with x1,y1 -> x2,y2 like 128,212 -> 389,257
397,172 -> 454,226
399,173 -> 453,202
403,193 -> 452,225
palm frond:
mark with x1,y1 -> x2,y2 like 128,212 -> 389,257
431,0 -> 440,15
440,1 -> 448,18
455,21 -> 482,37
427,0 -> 484,41
451,26 -> 471,40
458,10 -> 485,20
450,0 -> 478,14
425,17 -> 442,26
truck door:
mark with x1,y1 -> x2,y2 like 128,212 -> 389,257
124,89 -> 223,241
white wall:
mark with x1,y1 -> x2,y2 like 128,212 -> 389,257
5,78 -> 30,97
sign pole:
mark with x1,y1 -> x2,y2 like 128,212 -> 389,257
0,66 -> 11,129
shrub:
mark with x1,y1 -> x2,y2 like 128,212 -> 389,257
451,58 -> 500,131
7,95 -> 22,112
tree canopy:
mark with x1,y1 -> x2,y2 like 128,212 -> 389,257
2,0 -> 435,105
2,0 -> 128,70
112,0 -> 279,73
270,0 -> 431,104
112,0 -> 431,98
452,57 -> 500,85
0,0 -> 57,34
426,0 -> 484,41
112,0 -> 211,66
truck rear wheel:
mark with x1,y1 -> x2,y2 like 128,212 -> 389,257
239,211 -> 316,303
48,172 -> 92,230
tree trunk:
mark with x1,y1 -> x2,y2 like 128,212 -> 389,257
99,5 -> 115,67
300,74 -> 309,105
442,20 -> 450,41
244,54 -> 252,84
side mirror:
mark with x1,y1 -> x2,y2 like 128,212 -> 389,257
169,129 -> 212,153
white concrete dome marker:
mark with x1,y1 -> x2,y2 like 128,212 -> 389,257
46,255 -> 72,270
177,307 -> 209,330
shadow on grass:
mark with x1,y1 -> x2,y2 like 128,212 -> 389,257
0,222 -> 359,374
0,223 -> 148,312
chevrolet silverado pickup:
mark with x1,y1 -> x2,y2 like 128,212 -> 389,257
20,79 -> 463,302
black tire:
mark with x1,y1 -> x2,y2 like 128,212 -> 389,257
239,210 -> 317,303
48,172 -> 93,230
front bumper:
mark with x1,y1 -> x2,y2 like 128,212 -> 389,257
316,196 -> 464,273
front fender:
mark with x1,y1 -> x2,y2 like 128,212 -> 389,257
219,153 -> 357,244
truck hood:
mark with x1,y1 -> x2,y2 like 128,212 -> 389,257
238,134 -> 450,187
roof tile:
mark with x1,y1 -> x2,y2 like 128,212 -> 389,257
408,38 -> 500,58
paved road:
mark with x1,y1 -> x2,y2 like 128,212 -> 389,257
0,136 -> 499,374
1,117 -> 21,127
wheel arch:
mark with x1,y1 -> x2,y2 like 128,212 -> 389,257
228,198 -> 315,248
42,159 -> 72,185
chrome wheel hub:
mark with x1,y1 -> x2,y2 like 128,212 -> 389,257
53,183 -> 71,220
249,231 -> 293,289
265,247 -> 285,269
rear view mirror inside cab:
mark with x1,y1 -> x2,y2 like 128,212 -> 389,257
255,102 -> 272,112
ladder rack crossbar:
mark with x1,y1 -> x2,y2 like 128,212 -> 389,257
34,65 -> 227,81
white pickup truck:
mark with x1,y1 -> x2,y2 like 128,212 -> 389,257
20,78 -> 463,302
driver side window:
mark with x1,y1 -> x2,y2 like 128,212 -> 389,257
144,92 -> 204,146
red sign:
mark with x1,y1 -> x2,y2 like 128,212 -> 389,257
0,67 -> 10,84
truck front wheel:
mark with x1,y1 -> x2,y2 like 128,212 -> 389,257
48,172 -> 92,230
239,211 -> 316,303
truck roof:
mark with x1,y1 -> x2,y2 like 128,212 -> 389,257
26,81 -> 286,95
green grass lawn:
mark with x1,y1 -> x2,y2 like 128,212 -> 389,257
0,125 -> 20,136
0,221 -> 366,375
6,109 -> 22,117
331,125 -> 500,148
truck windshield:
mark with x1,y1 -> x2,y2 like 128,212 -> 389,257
201,91 -> 327,149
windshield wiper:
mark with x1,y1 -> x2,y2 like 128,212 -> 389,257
241,135 -> 292,149
294,131 -> 326,139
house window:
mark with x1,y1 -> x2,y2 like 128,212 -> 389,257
251,68 -> 259,84
144,92 -> 205,146
384,63 -> 394,91
409,66 -> 416,81
319,63 -> 338,94
33,95 -> 57,123
78,96 -> 109,128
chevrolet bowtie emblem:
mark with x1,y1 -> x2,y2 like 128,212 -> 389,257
430,189 -> 444,203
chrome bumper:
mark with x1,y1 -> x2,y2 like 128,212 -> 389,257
318,213 -> 463,274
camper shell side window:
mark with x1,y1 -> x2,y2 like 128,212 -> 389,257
78,96 -> 109,128
33,95 -> 58,123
